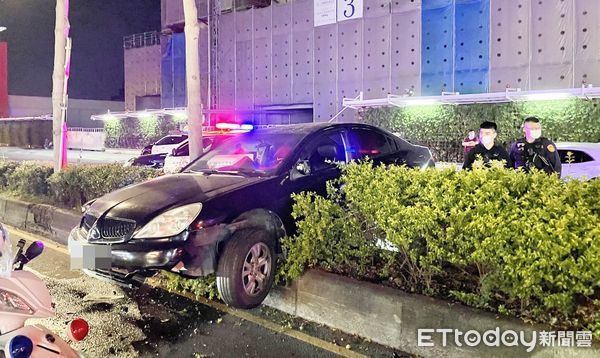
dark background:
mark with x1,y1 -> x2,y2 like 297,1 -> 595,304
0,0 -> 160,101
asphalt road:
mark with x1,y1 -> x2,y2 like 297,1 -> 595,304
6,227 -> 407,358
0,147 -> 139,164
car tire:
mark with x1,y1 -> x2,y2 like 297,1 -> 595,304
216,229 -> 277,309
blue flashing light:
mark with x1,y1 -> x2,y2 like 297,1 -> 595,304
8,335 -> 33,358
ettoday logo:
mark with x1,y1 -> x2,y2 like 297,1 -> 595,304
417,328 -> 593,352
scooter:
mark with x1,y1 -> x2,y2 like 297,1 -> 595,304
0,223 -> 89,358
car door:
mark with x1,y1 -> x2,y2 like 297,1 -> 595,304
558,149 -> 599,180
273,128 -> 349,232
345,126 -> 401,165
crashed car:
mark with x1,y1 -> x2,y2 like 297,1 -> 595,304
68,123 -> 433,308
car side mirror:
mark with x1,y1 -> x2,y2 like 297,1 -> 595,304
171,148 -> 177,156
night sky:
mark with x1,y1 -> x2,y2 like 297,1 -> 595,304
0,0 -> 160,101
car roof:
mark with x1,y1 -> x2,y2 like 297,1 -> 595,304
249,122 -> 380,136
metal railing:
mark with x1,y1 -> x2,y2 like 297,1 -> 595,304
123,31 -> 161,50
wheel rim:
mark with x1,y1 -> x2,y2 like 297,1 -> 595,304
242,242 -> 272,297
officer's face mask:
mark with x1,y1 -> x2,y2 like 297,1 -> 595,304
530,129 -> 542,140
481,135 -> 494,146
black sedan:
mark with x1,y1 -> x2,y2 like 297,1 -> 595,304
69,123 -> 433,308
125,153 -> 167,169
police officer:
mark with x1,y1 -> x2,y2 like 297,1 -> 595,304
509,117 -> 561,175
463,121 -> 511,170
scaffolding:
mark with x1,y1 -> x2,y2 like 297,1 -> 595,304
208,0 -> 221,121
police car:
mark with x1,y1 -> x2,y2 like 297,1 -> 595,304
163,123 -> 252,174
556,142 -> 600,180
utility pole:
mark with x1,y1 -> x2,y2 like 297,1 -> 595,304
183,0 -> 203,160
52,0 -> 70,171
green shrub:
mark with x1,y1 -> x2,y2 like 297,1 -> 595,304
160,272 -> 219,300
0,160 -> 19,188
362,99 -> 600,161
48,164 -> 160,208
0,160 -> 159,209
282,161 -> 600,337
8,162 -> 54,196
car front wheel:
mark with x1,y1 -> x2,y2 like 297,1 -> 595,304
216,229 -> 276,309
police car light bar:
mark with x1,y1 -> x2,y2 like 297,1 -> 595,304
215,123 -> 254,131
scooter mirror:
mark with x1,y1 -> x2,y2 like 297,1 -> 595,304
24,241 -> 44,262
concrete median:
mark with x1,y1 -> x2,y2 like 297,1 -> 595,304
0,196 -> 597,357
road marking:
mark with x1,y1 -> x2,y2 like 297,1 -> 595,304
4,225 -> 70,255
146,277 -> 367,358
4,226 -> 368,358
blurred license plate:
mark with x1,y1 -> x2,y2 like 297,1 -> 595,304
70,240 -> 112,270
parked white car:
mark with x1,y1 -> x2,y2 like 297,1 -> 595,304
163,133 -> 237,174
150,134 -> 188,155
556,142 -> 600,180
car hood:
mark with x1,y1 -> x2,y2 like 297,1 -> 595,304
87,173 -> 265,223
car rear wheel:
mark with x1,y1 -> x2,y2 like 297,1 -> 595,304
216,229 -> 276,309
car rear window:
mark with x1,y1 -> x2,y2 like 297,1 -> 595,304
558,149 -> 594,163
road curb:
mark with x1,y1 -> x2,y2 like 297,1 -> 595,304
0,196 -> 79,245
1,196 -> 597,357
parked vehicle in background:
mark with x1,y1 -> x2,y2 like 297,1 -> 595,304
163,130 -> 239,174
125,153 -> 168,170
142,134 -> 188,155
140,144 -> 153,155
556,142 -> 600,180
68,123 -> 434,309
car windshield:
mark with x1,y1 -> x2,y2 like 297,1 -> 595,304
185,131 -> 303,175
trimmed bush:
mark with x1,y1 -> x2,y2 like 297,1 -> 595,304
362,99 -> 600,161
8,162 -> 54,196
0,160 -> 159,209
48,164 -> 160,208
281,161 -> 600,338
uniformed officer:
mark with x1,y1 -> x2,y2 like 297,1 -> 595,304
463,121 -> 512,170
509,116 -> 561,175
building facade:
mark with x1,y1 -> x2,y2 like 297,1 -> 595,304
131,0 -> 600,123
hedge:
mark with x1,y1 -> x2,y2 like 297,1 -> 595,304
0,119 -> 53,148
104,116 -> 186,149
362,98 -> 600,162
0,160 -> 160,209
280,161 -> 600,338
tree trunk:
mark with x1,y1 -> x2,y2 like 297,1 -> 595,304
183,0 -> 203,160
52,0 -> 69,172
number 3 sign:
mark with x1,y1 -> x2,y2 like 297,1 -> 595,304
337,0 -> 363,22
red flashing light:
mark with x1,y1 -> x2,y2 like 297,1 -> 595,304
68,319 -> 89,342
215,123 -> 254,131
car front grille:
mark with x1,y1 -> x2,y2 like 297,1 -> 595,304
81,214 -> 136,243
98,218 -> 137,242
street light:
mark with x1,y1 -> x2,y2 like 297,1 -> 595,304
0,26 -> 6,32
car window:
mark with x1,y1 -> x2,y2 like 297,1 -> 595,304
297,131 -> 347,172
185,131 -> 304,174
174,142 -> 189,156
155,135 -> 188,146
346,128 -> 393,160
558,149 -> 594,164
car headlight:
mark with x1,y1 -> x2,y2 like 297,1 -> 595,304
133,203 -> 202,239
0,289 -> 34,315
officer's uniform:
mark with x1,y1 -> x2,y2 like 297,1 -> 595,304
509,137 -> 561,175
463,143 -> 512,170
